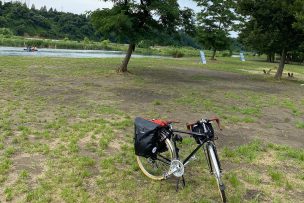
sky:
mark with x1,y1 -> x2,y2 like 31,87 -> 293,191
8,0 -> 199,14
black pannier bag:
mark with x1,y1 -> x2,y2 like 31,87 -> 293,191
134,117 -> 168,158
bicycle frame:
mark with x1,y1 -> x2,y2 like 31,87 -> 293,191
170,129 -> 222,173
154,127 -> 223,180
172,129 -> 208,165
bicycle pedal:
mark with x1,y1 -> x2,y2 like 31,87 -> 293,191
190,155 -> 197,161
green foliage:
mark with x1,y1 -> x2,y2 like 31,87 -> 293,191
91,1 -> 180,45
83,37 -> 90,44
137,40 -> 153,48
0,1 -> 96,40
237,0 -> 304,64
0,28 -> 13,37
101,39 -> 110,48
179,8 -> 196,37
169,48 -> 185,58
194,0 -> 238,59
90,0 -> 182,71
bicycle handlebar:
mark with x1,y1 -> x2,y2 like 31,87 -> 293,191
186,116 -> 222,131
172,129 -> 207,137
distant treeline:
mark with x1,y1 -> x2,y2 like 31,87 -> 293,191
0,1 -> 203,48
0,1 -> 97,41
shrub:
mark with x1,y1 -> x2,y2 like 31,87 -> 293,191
222,52 -> 231,57
0,28 -> 13,37
101,39 -> 110,49
83,37 -> 90,44
137,40 -> 152,48
170,49 -> 185,58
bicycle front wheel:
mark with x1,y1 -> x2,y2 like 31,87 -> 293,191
136,139 -> 175,180
207,142 -> 227,203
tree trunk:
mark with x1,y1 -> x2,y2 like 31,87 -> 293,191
117,43 -> 135,72
211,49 -> 216,60
267,54 -> 271,62
275,49 -> 287,80
267,53 -> 275,63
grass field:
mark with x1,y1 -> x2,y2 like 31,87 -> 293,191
0,56 -> 303,202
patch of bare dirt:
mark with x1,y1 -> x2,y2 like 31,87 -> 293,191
13,153 -> 45,176
113,87 -> 172,103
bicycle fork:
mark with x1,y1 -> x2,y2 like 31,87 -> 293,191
203,141 -> 223,174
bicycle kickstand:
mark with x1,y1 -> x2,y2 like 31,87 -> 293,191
175,175 -> 186,192
182,175 -> 186,187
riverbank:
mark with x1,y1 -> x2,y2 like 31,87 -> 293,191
0,35 -> 234,58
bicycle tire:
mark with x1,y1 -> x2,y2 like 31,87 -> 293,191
207,142 -> 227,203
137,139 -> 175,180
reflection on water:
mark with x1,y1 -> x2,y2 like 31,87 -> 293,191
0,46 -> 163,58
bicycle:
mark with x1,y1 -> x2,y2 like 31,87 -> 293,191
135,117 -> 226,203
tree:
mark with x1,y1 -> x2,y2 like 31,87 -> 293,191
194,0 -> 238,60
179,7 -> 196,37
237,0 -> 304,79
91,0 -> 180,72
238,21 -> 279,63
0,1 -> 96,40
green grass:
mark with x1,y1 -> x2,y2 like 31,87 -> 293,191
222,140 -> 265,162
267,143 -> 304,163
296,121 -> 304,129
0,55 -> 303,202
268,168 -> 284,185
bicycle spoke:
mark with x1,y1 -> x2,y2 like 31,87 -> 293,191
157,154 -> 171,164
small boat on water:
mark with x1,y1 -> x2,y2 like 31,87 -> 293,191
24,47 -> 38,52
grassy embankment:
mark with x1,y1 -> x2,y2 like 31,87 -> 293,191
0,56 -> 303,202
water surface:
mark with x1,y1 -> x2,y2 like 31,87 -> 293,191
0,46 -> 163,58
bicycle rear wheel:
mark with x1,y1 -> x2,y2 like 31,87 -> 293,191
207,142 -> 227,203
137,139 -> 175,180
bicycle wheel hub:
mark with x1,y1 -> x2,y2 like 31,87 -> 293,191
170,160 -> 184,177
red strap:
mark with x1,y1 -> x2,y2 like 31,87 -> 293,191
150,119 -> 168,127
